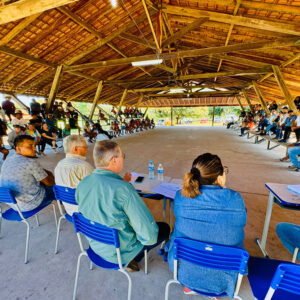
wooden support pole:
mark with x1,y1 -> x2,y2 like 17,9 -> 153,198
134,95 -> 144,113
10,93 -> 30,113
212,106 -> 215,127
272,65 -> 297,111
252,81 -> 270,117
241,89 -> 254,113
117,89 -> 128,117
89,81 -> 103,120
144,106 -> 149,118
46,65 -> 63,112
171,106 -> 174,126
236,96 -> 244,111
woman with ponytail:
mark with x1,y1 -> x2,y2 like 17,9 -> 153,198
167,153 -> 247,297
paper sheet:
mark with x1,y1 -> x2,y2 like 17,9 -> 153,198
287,185 -> 300,196
152,182 -> 181,199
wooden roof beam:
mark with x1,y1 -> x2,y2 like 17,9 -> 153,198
119,33 -> 156,50
69,37 -> 300,71
146,90 -> 238,98
0,0 -> 79,25
164,5 -> 300,36
162,17 -> 209,47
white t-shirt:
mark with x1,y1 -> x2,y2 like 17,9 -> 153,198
11,117 -> 27,127
54,153 -> 93,215
296,115 -> 300,127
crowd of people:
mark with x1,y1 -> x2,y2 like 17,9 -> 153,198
0,133 -> 247,296
0,96 -> 156,160
227,97 -> 300,172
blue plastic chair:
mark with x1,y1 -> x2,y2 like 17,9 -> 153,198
165,238 -> 249,300
0,187 -> 57,263
276,222 -> 300,263
53,185 -> 77,254
72,212 -> 144,300
248,257 -> 300,300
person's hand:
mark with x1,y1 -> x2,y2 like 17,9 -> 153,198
123,172 -> 132,182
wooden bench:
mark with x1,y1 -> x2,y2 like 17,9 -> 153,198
246,130 -> 295,155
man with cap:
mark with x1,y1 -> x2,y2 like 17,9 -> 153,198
11,110 -> 27,131
2,96 -> 15,121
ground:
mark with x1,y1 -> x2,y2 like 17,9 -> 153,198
0,126 -> 299,300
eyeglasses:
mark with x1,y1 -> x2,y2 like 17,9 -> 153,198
223,166 -> 229,175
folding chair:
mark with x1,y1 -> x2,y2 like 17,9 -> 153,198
72,213 -> 148,300
165,238 -> 249,300
276,222 -> 300,263
248,257 -> 300,300
0,187 -> 57,264
53,185 -> 77,254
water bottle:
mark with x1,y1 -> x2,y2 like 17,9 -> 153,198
148,160 -> 155,179
157,163 -> 164,181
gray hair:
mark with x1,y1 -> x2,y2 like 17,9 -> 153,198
93,140 -> 120,168
63,135 -> 86,153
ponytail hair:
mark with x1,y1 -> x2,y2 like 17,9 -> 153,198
181,167 -> 201,198
181,153 -> 224,199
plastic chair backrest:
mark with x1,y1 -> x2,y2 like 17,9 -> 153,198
53,185 -> 77,205
0,187 -> 17,204
270,263 -> 300,296
72,213 -> 119,248
173,238 -> 249,274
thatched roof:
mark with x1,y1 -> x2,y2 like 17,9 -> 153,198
0,0 -> 299,109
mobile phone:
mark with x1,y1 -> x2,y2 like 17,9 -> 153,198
135,176 -> 144,183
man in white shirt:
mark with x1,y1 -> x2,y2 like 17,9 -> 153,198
54,135 -> 93,215
11,110 -> 27,130
275,107 -> 289,139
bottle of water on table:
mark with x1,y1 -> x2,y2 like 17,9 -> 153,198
148,160 -> 155,179
157,163 -> 164,181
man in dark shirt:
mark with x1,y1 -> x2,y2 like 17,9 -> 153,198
30,99 -> 41,115
2,96 -> 15,121
29,114 -> 43,132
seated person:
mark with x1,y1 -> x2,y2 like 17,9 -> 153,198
167,153 -> 247,297
29,113 -> 43,133
76,140 -> 170,272
25,122 -> 41,144
0,118 -> 8,160
279,109 -> 297,143
275,106 -> 289,139
11,110 -> 27,131
84,121 -> 97,143
239,118 -> 254,136
54,135 -> 93,215
8,125 -> 24,149
0,135 -> 55,211
40,123 -> 58,156
95,120 -> 112,139
62,124 -> 71,137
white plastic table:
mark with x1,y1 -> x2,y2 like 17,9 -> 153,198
256,183 -> 300,257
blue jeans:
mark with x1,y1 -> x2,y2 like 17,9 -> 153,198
276,125 -> 284,139
288,146 -> 300,168
266,124 -> 276,134
276,223 -> 300,260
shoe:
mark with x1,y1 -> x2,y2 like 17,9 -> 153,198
295,168 -> 299,172
278,139 -> 286,143
126,260 -> 140,273
183,287 -> 198,295
288,165 -> 297,169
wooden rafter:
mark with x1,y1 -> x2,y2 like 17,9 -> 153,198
89,81 -> 103,120
145,90 -> 238,98
69,37 -> 300,71
0,0 -> 79,24
46,65 -> 63,112
164,5 -> 300,36
241,89 -> 254,113
252,81 -> 270,116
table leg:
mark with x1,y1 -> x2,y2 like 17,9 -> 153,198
256,191 -> 274,257
163,197 -> 166,222
169,199 -> 173,229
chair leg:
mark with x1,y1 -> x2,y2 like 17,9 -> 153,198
35,214 -> 40,226
52,204 -> 58,228
54,215 -> 64,254
23,220 -> 30,264
119,269 -> 132,300
164,279 -> 179,300
144,250 -> 148,274
0,205 -> 2,238
73,252 -> 86,300
292,247 -> 299,263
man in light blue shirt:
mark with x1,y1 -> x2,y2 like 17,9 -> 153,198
76,140 -> 169,272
